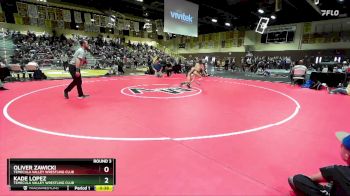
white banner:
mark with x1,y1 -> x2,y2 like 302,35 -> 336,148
117,19 -> 124,30
106,16 -> 112,27
27,4 -> 38,18
93,14 -> 101,26
266,25 -> 296,33
74,11 -> 82,23
133,22 -> 139,32
84,13 -> 91,24
123,20 -> 130,30
63,10 -> 71,22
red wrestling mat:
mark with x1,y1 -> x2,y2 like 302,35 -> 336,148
0,75 -> 347,195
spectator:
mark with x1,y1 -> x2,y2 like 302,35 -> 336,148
0,80 -> 7,90
328,82 -> 350,95
117,59 -> 125,75
61,53 -> 69,71
290,60 -> 307,84
152,58 -> 163,77
288,131 -> 350,195
165,60 -> 173,77
0,62 -> 10,81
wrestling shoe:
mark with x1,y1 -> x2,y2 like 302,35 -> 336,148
64,91 -> 69,99
78,94 -> 90,99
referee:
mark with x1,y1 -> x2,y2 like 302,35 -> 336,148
64,40 -> 89,99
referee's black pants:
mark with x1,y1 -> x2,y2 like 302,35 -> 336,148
289,174 -> 329,196
64,65 -> 84,97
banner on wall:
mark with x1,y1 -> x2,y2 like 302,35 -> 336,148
133,22 -> 139,32
84,13 -> 91,24
38,18 -> 45,27
0,13 -> 5,23
304,23 -> 312,34
13,14 -> 23,25
56,9 -> 63,21
38,6 -> 46,19
74,11 -> 82,23
100,16 -> 107,27
93,14 -> 101,26
123,20 -> 130,30
266,25 -> 296,33
16,2 -> 28,17
106,16 -> 113,27
46,7 -> 56,21
63,10 -> 71,22
27,4 -> 38,18
117,19 -> 123,30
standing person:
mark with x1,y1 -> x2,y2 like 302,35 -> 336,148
117,59 -> 125,75
180,60 -> 205,88
288,131 -> 350,195
61,53 -> 69,71
64,40 -> 89,99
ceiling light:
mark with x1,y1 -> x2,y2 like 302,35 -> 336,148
136,0 -> 143,2
91,19 -> 95,22
258,9 -> 264,14
76,25 -> 79,28
211,18 -> 218,23
225,22 -> 231,27
271,15 -> 276,19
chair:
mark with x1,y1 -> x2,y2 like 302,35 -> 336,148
292,67 -> 307,85
321,67 -> 328,73
24,62 -> 39,79
9,64 -> 24,80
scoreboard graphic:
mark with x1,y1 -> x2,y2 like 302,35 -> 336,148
7,158 -> 116,191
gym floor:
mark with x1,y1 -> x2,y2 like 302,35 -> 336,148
0,74 -> 346,195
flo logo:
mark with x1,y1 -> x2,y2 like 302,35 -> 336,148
121,84 -> 202,99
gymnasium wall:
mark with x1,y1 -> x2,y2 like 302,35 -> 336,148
166,17 -> 350,55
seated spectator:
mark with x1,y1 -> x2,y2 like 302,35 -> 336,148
165,60 -> 173,77
290,60 -> 307,84
152,58 -> 163,77
0,80 -> 7,90
0,63 -> 11,81
328,82 -> 350,95
288,131 -> 350,195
